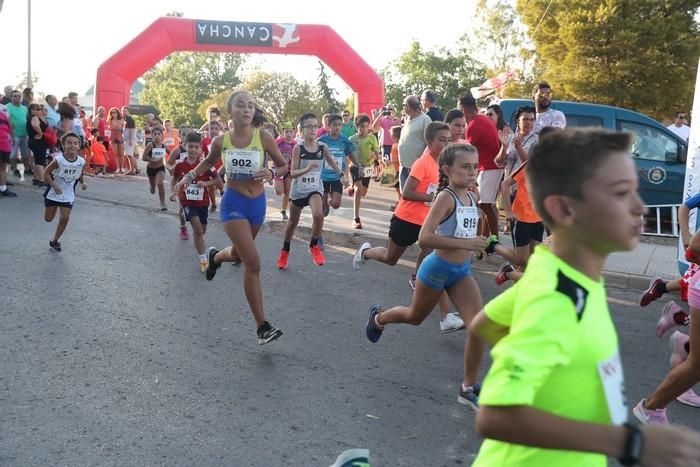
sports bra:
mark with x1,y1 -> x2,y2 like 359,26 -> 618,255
221,128 -> 266,181
436,187 -> 479,238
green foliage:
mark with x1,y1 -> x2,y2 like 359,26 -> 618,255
380,41 -> 486,112
316,61 -> 342,114
140,52 -> 245,127
516,0 -> 700,119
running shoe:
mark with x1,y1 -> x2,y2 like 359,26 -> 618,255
485,235 -> 500,255
656,301 -> 681,338
160,205 -> 168,211
149,185 -> 155,194
205,247 -> 221,281
24,168 -> 33,175
277,250 -> 289,270
669,331 -> 690,368
495,263 -> 515,286
440,313 -> 465,334
458,385 -> 480,410
676,388 -> 700,407
169,194 -> 176,202
179,226 -> 189,241
366,304 -> 383,343
632,399 -> 669,425
210,204 -> 217,213
257,321 -> 283,345
199,259 -> 208,273
49,240 -> 61,252
353,242 -> 371,271
310,245 -> 325,266
640,277 -> 666,307
13,169 -> 21,177
0,189 -> 17,197
280,210 -> 288,221
353,217 -> 362,229
409,274 -> 416,290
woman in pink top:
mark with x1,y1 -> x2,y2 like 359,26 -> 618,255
0,105 -> 16,196
108,107 -> 126,174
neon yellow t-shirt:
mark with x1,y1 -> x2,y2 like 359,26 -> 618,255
474,246 -> 628,467
350,133 -> 379,167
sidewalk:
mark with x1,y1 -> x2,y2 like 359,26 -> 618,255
6,170 -> 680,288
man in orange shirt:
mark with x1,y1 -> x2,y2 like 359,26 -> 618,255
493,160 -> 544,284
162,119 -> 181,153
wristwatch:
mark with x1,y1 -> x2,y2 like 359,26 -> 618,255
618,423 -> 644,466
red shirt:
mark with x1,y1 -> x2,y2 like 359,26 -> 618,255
173,157 -> 213,207
466,114 -> 500,171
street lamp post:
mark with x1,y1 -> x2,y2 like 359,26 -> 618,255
27,0 -> 32,89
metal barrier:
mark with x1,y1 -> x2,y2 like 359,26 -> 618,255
643,204 -> 680,237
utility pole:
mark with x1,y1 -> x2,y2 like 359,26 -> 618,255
27,0 -> 32,88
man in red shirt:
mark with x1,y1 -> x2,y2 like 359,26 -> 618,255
459,95 -> 502,237
172,132 -> 220,273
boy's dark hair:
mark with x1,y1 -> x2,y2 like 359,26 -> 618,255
390,125 -> 402,140
527,129 -> 632,227
444,108 -> 465,124
96,135 -> 104,142
355,113 -> 371,126
299,113 -> 317,127
675,111 -> 687,118
90,128 -> 99,136
458,95 -> 477,111
425,121 -> 449,142
327,113 -> 342,126
185,132 -> 202,144
60,132 -> 80,146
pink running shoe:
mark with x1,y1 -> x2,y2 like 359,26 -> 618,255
179,226 -> 189,240
669,331 -> 690,368
656,301 -> 681,338
632,399 -> 669,425
676,388 -> 700,407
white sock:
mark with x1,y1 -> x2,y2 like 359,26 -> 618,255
0,185 -> 6,192
199,254 -> 207,262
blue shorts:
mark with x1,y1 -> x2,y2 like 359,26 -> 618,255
183,205 -> 209,224
219,189 -> 266,225
417,252 -> 471,290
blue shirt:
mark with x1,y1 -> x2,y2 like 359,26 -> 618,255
318,133 -> 354,181
684,193 -> 700,209
45,105 -> 60,128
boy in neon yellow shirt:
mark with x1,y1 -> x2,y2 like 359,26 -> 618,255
472,129 -> 700,467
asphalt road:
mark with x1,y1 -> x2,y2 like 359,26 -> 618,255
1,180 -> 698,466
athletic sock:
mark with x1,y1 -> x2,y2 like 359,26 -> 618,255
658,282 -> 668,294
0,185 -> 6,192
674,310 -> 690,326
282,241 -> 291,252
310,237 -> 319,247
199,254 -> 207,262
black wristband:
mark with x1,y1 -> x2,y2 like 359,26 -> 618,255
618,422 -> 644,466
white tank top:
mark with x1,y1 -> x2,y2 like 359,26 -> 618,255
46,153 -> 85,204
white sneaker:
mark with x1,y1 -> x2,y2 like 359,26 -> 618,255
353,242 -> 371,271
440,312 -> 465,334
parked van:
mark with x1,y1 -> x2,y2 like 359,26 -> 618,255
497,99 -> 689,206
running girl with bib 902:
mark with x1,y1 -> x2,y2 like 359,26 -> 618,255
174,90 -> 288,345
276,113 -> 348,270
142,127 -> 170,211
42,132 -> 87,252
365,143 -> 488,409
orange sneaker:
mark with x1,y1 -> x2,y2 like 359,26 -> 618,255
277,250 -> 289,270
310,245 -> 325,266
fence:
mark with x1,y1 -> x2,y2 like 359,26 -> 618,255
644,204 -> 680,237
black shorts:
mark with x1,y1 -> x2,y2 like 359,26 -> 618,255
183,205 -> 209,224
44,198 -> 73,209
146,165 -> 166,177
382,144 -> 392,158
323,180 -> 343,194
388,215 -> 422,248
512,220 -> 545,247
0,151 -> 9,164
292,191 -> 322,208
350,166 -> 371,188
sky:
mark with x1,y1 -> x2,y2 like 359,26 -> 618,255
0,0 -> 476,100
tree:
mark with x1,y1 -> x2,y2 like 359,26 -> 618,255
315,61 -> 341,113
140,52 -> 245,126
15,72 -> 39,91
515,0 -> 700,119
467,0 -> 539,98
380,41 -> 486,111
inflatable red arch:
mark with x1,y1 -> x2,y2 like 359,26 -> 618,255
94,17 -> 384,117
